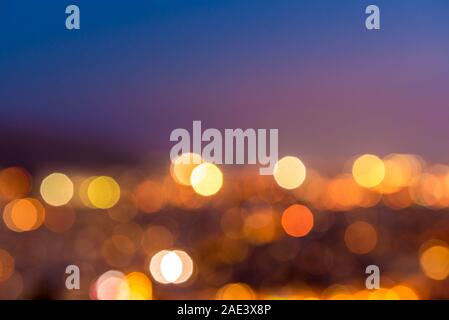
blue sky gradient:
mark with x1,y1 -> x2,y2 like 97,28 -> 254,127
1,0 -> 449,166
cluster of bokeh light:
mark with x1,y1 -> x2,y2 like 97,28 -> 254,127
1,151 -> 449,299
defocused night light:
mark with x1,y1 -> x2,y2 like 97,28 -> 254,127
149,250 -> 171,284
0,249 -> 15,282
3,198 -> 45,232
190,162 -> 223,196
142,226 -> 174,255
172,250 -> 194,284
420,244 -> 449,280
323,285 -> 354,300
40,173 -> 74,206
243,210 -> 277,245
44,206 -> 76,233
149,250 -> 194,284
0,167 -> 32,201
352,154 -> 385,188
87,176 -> 120,209
368,288 -> 399,300
391,285 -> 419,300
126,272 -> 153,300
411,172 -> 446,208
273,156 -> 306,190
171,152 -> 203,186
95,270 -> 130,300
216,283 -> 256,300
281,204 -> 314,238
383,188 -> 413,210
78,176 -> 95,208
160,251 -> 183,283
134,180 -> 166,213
344,221 -> 377,254
377,154 -> 420,194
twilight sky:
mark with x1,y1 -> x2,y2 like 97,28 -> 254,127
1,0 -> 449,168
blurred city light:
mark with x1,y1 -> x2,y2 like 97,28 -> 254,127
0,151 -> 449,299
273,156 -> 306,190
190,163 -> 223,196
352,154 -> 385,188
87,176 -> 121,209
40,173 -> 74,206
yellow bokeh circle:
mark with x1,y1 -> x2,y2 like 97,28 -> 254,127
352,154 -> 385,188
87,176 -> 120,209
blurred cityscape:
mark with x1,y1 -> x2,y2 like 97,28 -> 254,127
2,0 -> 449,301
1,144 -> 449,300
